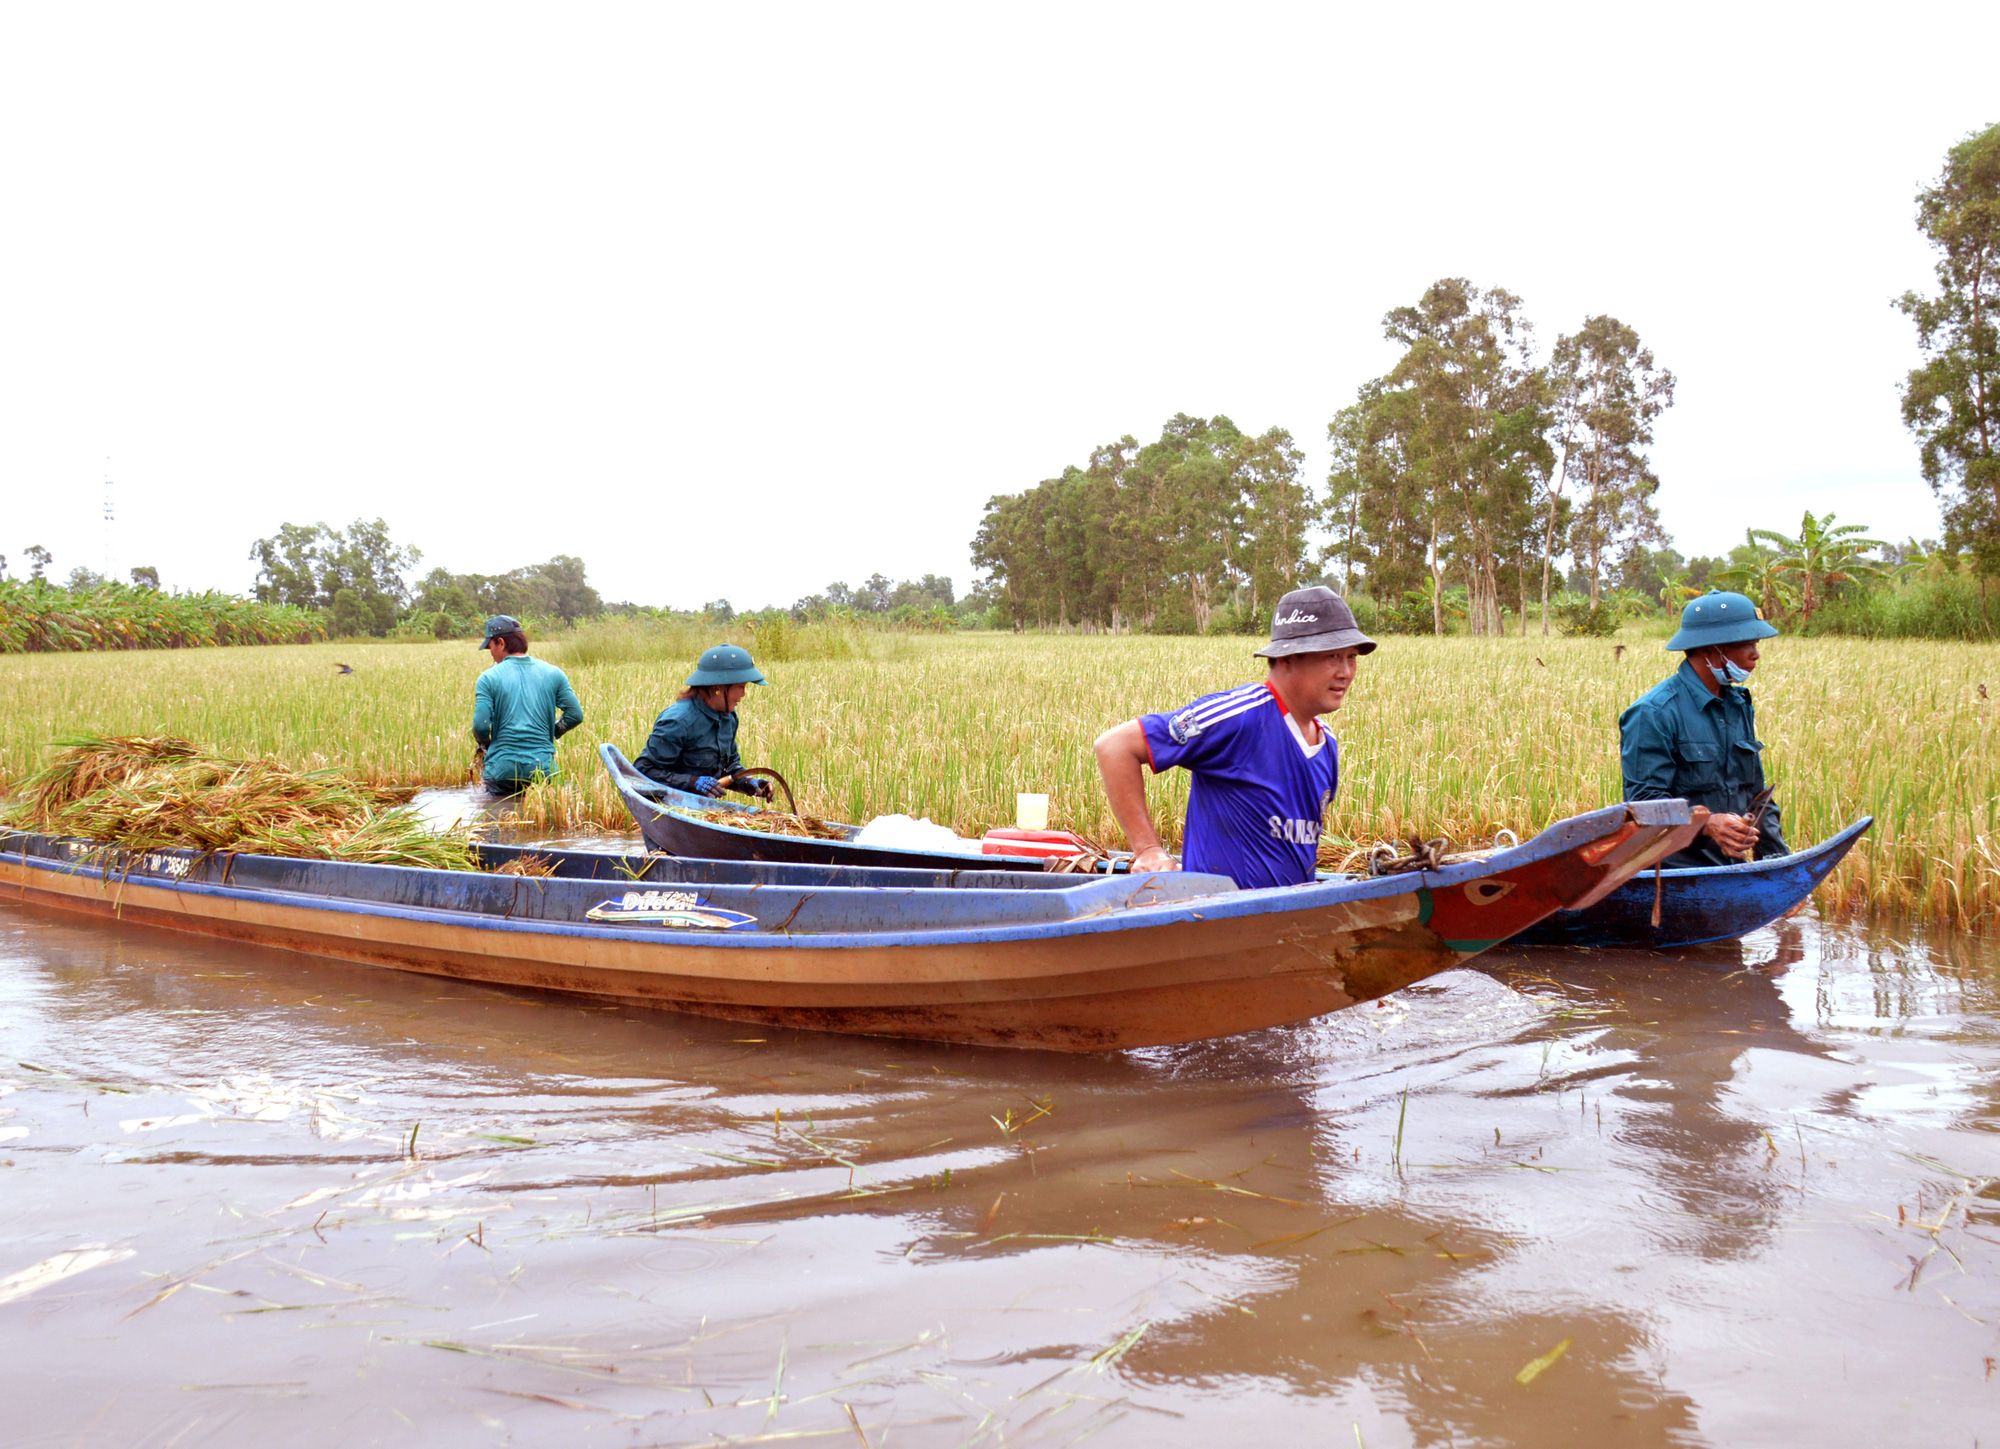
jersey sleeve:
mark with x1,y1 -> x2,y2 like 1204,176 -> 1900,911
1141,689 -> 1262,774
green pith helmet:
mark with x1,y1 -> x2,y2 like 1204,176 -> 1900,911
1665,591 -> 1780,651
686,644 -> 767,687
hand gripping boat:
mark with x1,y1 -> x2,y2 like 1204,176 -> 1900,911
0,799 -> 1695,1051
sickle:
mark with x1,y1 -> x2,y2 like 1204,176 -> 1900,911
724,767 -> 797,816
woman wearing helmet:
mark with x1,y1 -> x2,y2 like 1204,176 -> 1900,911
633,645 -> 774,799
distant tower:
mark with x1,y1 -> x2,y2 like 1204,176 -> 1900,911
103,473 -> 116,582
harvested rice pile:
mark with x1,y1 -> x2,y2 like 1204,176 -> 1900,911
674,805 -> 849,842
3,733 -> 479,869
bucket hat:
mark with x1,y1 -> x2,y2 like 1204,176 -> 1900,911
686,644 -> 768,687
479,614 -> 523,648
1252,586 -> 1377,658
1664,591 -> 1779,652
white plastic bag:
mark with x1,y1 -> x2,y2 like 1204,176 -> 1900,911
853,813 -> 987,856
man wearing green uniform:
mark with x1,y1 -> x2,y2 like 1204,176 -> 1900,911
1620,591 -> 1787,868
472,615 -> 585,795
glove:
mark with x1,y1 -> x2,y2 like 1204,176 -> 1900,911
695,776 -> 725,797
746,778 -> 774,801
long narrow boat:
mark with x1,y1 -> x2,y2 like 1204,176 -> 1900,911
0,798 -> 1694,1051
601,745 -> 1062,872
1509,817 -> 1872,950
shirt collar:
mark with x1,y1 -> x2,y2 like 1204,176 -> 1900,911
1673,655 -> 1752,709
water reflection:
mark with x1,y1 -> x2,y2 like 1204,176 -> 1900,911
2,900 -> 1998,1447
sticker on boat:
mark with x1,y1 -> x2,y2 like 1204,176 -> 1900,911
586,890 -> 758,930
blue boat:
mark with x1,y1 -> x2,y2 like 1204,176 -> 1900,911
1508,817 -> 1872,950
600,745 -> 1066,872
0,795 -> 1696,1051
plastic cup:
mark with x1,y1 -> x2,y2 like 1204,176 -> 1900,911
1016,793 -> 1049,831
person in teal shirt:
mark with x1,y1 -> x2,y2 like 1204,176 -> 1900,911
1620,591 -> 1787,868
472,615 -> 585,795
634,645 -> 775,800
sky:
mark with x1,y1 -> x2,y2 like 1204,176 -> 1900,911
3,3 -> 1994,610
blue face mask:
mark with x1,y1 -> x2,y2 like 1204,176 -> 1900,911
1711,650 -> 1752,686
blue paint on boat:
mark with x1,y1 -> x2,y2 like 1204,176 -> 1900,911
1510,817 -> 1872,950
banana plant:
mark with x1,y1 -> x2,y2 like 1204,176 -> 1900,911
1746,510 -> 1889,621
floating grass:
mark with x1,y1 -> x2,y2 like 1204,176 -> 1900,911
2,733 -> 478,869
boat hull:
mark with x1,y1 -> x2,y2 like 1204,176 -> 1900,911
1,797 -> 1696,1050
1510,817 -> 1871,950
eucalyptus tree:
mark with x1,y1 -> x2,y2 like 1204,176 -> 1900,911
1377,279 -> 1544,635
1237,425 -> 1312,615
1545,317 -> 1675,612
1898,122 -> 2000,581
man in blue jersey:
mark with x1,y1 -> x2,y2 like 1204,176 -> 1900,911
1093,586 -> 1375,890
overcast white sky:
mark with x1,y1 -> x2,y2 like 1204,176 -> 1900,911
3,4 -> 1992,609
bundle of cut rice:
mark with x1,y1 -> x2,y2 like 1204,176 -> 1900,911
674,805 -> 849,842
4,733 -> 478,870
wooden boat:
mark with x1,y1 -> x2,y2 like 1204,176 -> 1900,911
1509,817 -> 1872,950
600,745 -> 1064,872
0,798 -> 1694,1051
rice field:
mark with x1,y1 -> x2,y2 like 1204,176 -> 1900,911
2,630 -> 1995,925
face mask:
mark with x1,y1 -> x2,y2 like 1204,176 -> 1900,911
1711,651 -> 1752,686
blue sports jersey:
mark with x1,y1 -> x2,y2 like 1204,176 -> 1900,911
1140,681 -> 1338,890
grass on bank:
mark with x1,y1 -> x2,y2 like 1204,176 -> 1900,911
0,630 -> 1995,925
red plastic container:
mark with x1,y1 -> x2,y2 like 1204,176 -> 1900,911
980,828 -> 1094,858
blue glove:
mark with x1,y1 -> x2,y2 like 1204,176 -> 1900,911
747,778 -> 774,801
695,776 -> 724,797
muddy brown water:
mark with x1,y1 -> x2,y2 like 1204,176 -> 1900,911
3,894 -> 1998,1448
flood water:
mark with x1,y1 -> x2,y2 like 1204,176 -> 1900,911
4,894 -> 1998,1448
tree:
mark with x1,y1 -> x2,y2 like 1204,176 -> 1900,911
1546,317 -> 1675,617
1338,279 -> 1546,635
971,413 -> 1312,633
248,520 -> 419,636
1716,534 -> 1799,621
66,566 -> 107,592
1746,510 -> 1888,621
25,544 -> 52,581
129,566 -> 160,590
1898,122 -> 2000,581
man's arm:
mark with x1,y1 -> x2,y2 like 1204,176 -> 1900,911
1618,705 -> 1679,802
635,714 -> 704,793
551,676 -> 584,740
472,677 -> 496,749
1092,719 -> 1175,873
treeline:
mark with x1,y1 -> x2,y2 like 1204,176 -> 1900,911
970,122 -> 2000,641
248,519 -> 996,639
248,519 -> 602,639
969,282 -> 1669,639
972,414 -> 1311,632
